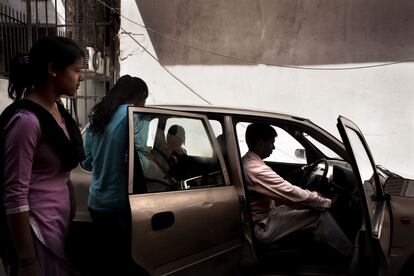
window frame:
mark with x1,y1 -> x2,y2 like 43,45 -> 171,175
230,115 -> 348,166
127,107 -> 231,194
235,121 -> 308,164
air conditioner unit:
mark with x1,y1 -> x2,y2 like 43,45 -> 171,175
84,47 -> 104,75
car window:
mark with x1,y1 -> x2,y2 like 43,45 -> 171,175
343,127 -> 376,217
208,119 -> 223,137
133,112 -> 225,193
236,122 -> 307,164
303,133 -> 341,159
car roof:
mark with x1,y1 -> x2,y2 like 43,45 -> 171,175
147,104 -> 348,160
147,104 -> 309,122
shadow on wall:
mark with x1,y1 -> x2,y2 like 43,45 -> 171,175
135,0 -> 414,66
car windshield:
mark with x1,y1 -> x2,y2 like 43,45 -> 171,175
303,132 -> 341,160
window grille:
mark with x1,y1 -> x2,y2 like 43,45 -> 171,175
0,0 -> 119,126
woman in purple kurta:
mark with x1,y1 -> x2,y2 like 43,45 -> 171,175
3,111 -> 72,275
0,37 -> 85,276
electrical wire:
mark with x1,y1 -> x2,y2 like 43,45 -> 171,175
120,26 -> 212,105
95,0 -> 414,71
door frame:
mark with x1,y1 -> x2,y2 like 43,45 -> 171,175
126,107 -> 243,274
337,115 -> 392,274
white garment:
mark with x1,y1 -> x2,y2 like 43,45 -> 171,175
254,205 -> 353,256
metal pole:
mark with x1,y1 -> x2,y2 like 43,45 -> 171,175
45,0 -> 49,36
64,0 -> 67,36
5,6 -> 11,69
23,12 -> 28,52
0,4 -> 5,73
55,0 -> 58,29
18,11 -> 24,53
35,0 -> 39,41
26,0 -> 32,48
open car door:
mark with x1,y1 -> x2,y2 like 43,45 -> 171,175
127,107 -> 243,275
337,116 -> 392,275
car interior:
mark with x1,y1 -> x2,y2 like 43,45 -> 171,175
133,114 -> 225,194
232,117 -> 364,274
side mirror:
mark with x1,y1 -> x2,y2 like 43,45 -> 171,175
294,149 -> 306,160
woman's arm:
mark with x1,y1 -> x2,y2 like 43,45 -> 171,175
7,212 -> 42,275
7,212 -> 37,263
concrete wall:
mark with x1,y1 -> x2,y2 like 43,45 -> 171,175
0,79 -> 11,111
123,1 -> 411,178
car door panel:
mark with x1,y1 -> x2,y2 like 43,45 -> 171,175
337,116 -> 392,274
70,165 -> 92,222
127,107 -> 242,274
386,192 -> 414,275
130,186 -> 242,274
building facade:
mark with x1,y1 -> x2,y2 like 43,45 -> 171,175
0,0 -> 120,126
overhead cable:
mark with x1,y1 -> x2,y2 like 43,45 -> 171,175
95,0 -> 414,71
120,26 -> 212,105
95,0 -> 211,104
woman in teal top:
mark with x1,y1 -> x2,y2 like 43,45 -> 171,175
83,75 -> 148,276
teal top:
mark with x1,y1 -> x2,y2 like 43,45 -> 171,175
134,113 -> 151,170
83,105 -> 149,211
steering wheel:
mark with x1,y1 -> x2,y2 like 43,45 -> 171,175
300,159 -> 329,191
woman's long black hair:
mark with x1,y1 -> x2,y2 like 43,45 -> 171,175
8,36 -> 84,101
89,75 -> 148,133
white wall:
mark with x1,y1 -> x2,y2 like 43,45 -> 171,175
120,1 -> 413,178
0,79 -> 11,112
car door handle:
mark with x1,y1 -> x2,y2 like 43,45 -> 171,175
401,217 -> 411,225
151,211 -> 175,231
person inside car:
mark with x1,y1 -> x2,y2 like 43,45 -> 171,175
242,123 -> 353,257
164,125 -> 187,158
144,125 -> 188,191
